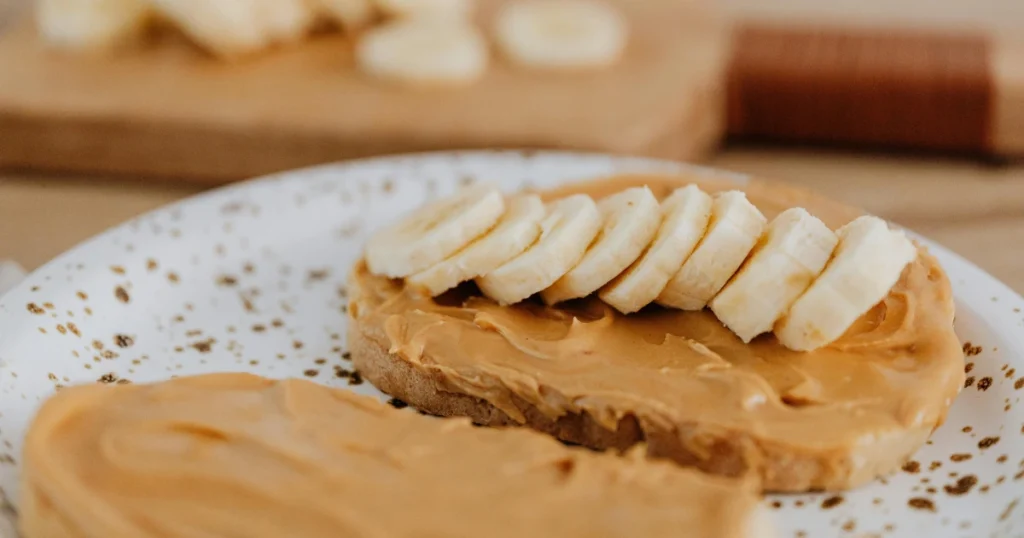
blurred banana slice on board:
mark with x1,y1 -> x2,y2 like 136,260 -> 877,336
494,0 -> 628,70
356,17 -> 489,85
373,0 -> 472,20
36,0 -> 152,50
148,0 -> 315,58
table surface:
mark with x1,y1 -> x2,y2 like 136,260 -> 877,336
1,0 -> 1023,294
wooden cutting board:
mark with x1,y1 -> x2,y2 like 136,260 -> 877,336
0,1 -> 726,183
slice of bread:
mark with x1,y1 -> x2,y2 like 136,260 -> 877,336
21,373 -> 771,538
348,174 -> 964,493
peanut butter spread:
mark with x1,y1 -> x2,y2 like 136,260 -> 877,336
350,175 -> 965,487
20,374 -> 763,538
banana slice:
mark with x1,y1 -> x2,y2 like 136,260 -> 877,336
373,0 -> 472,19
147,0 -> 273,57
494,0 -> 628,70
709,208 -> 838,343
314,0 -> 376,30
255,0 -> 318,43
599,185 -> 713,314
774,216 -> 917,351
407,195 -> 545,296
541,187 -> 660,305
365,184 -> 505,278
37,0 -> 152,50
356,17 -> 489,86
477,194 -> 601,305
657,191 -> 767,311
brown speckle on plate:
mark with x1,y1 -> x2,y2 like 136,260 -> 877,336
978,436 -> 1000,450
929,461 -> 942,471
114,286 -> 131,304
820,496 -> 843,509
964,376 -> 975,388
907,498 -> 935,512
167,272 -> 180,284
110,266 -> 125,275
902,460 -> 920,473
962,426 -> 973,433
977,377 -> 993,391
951,453 -> 972,462
307,269 -> 330,282
114,334 -> 134,348
26,303 -> 44,315
190,338 -> 216,353
75,291 -> 88,301
303,369 -> 318,378
146,259 -> 158,271
56,324 -> 67,335
943,475 -> 977,496
217,275 -> 238,287
963,342 -> 982,356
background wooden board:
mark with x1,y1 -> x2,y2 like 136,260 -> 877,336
0,0 -> 724,182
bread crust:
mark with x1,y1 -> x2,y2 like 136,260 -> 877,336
349,311 -> 935,492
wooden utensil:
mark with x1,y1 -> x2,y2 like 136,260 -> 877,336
727,24 -> 1024,157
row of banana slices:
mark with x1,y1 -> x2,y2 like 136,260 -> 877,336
365,183 -> 918,352
38,0 -> 627,84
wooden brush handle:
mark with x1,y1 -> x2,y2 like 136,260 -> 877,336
726,24 -> 1005,154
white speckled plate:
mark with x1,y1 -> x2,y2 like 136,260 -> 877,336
1,152 -> 1022,538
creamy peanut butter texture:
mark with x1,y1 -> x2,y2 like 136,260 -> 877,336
20,374 -> 763,538
351,175 -> 965,489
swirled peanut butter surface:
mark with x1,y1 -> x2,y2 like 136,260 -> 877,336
351,175 -> 964,473
20,374 -> 762,538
